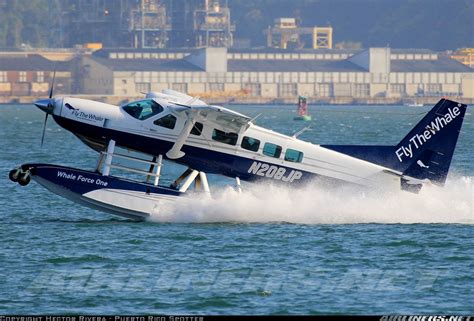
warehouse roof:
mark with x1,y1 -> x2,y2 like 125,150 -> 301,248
90,55 -> 471,73
93,48 -> 193,59
227,48 -> 361,55
91,57 -> 202,71
391,48 -> 435,54
89,56 -> 367,72
0,54 -> 72,71
391,57 -> 471,72
228,59 -> 366,72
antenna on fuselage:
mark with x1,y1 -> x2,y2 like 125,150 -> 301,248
249,113 -> 261,125
292,126 -> 311,138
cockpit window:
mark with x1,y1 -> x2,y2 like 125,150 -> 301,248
190,122 -> 204,136
154,114 -> 177,130
212,129 -> 238,145
123,99 -> 163,120
241,136 -> 260,152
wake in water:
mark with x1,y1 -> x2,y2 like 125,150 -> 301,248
148,176 -> 473,224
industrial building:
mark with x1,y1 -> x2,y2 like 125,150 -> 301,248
0,52 -> 74,100
169,0 -> 234,48
60,0 -> 233,49
62,0 -> 175,49
450,48 -> 474,69
78,47 -> 473,104
264,18 -> 333,50
0,46 -> 472,104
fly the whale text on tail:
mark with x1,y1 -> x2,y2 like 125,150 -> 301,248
395,105 -> 461,162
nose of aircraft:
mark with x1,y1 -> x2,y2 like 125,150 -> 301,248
34,98 -> 54,114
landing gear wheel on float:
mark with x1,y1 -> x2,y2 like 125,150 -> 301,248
18,172 -> 31,186
9,169 -> 20,183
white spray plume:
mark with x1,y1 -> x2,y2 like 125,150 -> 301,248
148,176 -> 473,224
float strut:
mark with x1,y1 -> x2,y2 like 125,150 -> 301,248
154,155 -> 163,186
96,152 -> 106,173
194,175 -> 202,190
179,170 -> 200,193
199,171 -> 210,194
171,168 -> 194,189
102,139 -> 116,176
235,177 -> 242,193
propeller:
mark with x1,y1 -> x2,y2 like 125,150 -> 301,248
36,70 -> 56,147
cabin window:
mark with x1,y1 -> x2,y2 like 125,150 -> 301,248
190,122 -> 203,136
123,99 -> 163,120
241,136 -> 260,152
154,114 -> 176,129
263,143 -> 282,158
285,149 -> 304,163
212,129 -> 238,145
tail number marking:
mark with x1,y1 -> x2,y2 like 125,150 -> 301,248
248,161 -> 302,182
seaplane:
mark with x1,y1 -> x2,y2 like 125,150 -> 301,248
9,79 -> 468,220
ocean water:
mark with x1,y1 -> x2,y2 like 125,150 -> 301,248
0,103 -> 472,314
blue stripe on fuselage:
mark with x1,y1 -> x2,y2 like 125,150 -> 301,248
53,115 -> 336,186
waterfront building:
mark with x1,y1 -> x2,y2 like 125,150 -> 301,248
0,51 -> 74,101
80,47 -> 474,103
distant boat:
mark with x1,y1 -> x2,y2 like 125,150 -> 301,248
404,102 -> 424,107
294,96 -> 312,121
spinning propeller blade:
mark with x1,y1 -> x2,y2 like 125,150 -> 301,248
40,70 -> 56,147
49,70 -> 56,99
41,113 -> 48,147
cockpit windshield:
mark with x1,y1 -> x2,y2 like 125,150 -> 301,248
122,99 -> 164,120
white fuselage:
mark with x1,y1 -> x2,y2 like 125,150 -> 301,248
48,95 -> 401,189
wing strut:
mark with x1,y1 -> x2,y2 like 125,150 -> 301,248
166,112 -> 198,159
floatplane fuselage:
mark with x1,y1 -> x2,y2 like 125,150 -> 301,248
10,89 -> 467,220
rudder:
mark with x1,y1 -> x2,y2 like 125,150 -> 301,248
395,99 -> 467,186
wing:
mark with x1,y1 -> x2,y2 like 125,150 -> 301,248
146,89 -> 207,106
172,103 -> 252,131
165,103 -> 252,159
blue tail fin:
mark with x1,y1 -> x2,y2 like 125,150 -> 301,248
322,99 -> 467,186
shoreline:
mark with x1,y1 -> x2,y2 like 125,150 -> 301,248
1,95 -> 472,106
